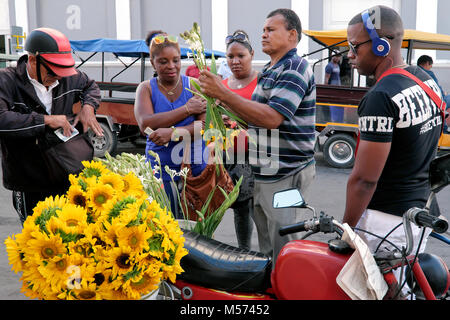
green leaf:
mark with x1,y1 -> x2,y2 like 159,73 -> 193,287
216,104 -> 247,126
189,78 -> 202,93
35,207 -> 61,234
210,53 -> 217,75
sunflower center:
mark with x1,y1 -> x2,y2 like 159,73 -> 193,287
123,181 -> 130,192
41,246 -> 56,259
129,235 -> 138,246
73,195 -> 86,207
95,194 -> 107,204
94,273 -> 105,286
116,253 -> 131,269
66,219 -> 79,227
74,245 -> 85,255
55,259 -> 66,271
78,290 -> 96,300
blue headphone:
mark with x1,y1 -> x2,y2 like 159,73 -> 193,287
361,9 -> 390,57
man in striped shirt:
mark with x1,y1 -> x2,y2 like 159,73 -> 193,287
199,8 -> 316,264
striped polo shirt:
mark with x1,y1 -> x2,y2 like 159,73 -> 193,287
249,48 -> 316,181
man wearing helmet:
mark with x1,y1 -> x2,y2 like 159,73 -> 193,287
0,27 -> 103,224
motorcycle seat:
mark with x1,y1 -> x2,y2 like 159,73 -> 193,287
178,230 -> 272,293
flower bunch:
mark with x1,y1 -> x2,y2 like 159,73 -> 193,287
180,22 -> 246,160
4,160 -> 187,300
96,152 -> 171,214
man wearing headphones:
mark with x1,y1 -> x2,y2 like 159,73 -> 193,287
342,6 -> 443,267
0,27 -> 103,224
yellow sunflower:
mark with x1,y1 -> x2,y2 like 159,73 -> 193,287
4,236 -> 24,273
98,194 -> 138,224
116,224 -> 152,252
87,182 -> 115,214
121,172 -> 145,195
20,279 -> 42,300
99,172 -> 125,194
67,184 -> 88,208
38,253 -> 71,292
68,281 -> 101,300
114,198 -> 147,226
104,246 -> 134,278
32,195 -> 68,218
122,270 -> 161,300
80,160 -> 109,179
67,237 -> 92,257
20,260 -> 47,298
24,232 -> 66,262
52,203 -> 88,235
100,219 -> 124,247
104,287 -> 134,300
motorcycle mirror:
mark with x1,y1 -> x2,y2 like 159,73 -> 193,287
429,152 -> 450,193
273,188 -> 307,209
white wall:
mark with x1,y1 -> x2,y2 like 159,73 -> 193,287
0,0 -> 10,34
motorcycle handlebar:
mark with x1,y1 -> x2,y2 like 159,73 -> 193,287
279,221 -> 307,236
407,209 -> 448,234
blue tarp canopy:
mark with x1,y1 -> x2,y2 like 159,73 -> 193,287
70,38 -> 225,58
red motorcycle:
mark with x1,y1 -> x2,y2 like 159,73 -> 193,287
164,153 -> 450,300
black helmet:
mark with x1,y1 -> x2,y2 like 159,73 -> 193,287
406,253 -> 450,299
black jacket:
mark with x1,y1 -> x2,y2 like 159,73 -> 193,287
0,55 -> 100,192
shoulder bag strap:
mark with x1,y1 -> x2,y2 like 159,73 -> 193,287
378,68 -> 446,133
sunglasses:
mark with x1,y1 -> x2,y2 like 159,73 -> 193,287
151,35 -> 178,45
225,33 -> 250,46
348,39 -> 372,56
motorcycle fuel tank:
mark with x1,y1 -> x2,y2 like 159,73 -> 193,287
271,240 -> 352,300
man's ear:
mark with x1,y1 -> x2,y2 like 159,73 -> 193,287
289,29 -> 299,44
27,54 -> 36,66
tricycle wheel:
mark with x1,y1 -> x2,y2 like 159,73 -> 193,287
323,133 -> 356,169
88,122 -> 118,158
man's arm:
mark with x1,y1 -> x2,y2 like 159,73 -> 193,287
199,70 -> 285,129
342,139 -> 391,227
73,72 -> 103,136
324,73 -> 331,85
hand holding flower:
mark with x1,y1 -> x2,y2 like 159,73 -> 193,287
198,69 -> 227,101
149,127 -> 173,146
185,95 -> 207,115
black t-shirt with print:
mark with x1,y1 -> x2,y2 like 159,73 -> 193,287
358,66 -> 443,217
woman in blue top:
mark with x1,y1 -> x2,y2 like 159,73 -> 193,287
135,30 -> 207,219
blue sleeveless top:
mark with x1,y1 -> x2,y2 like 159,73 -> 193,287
145,75 -> 207,181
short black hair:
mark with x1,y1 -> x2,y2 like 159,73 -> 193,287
267,8 -> 302,42
417,55 -> 433,66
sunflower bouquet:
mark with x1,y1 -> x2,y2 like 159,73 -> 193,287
4,160 -> 187,300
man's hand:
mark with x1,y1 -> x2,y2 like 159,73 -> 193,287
73,104 -> 103,136
44,114 -> 73,137
198,70 -> 226,100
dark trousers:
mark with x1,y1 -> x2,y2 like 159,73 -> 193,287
232,198 -> 254,251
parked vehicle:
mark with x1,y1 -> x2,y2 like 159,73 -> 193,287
304,29 -> 450,168
70,39 -> 225,157
161,152 -> 450,300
